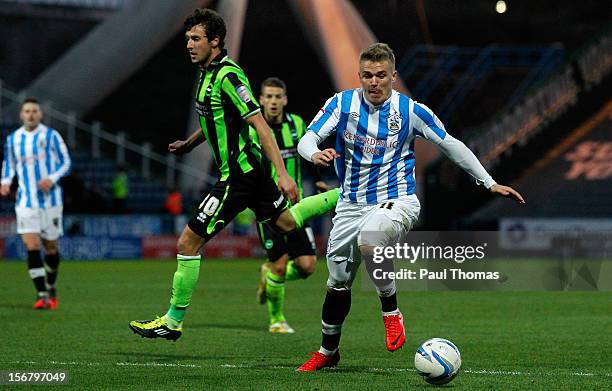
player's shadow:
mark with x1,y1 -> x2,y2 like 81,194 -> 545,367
330,366 -> 456,387
324,366 -> 403,375
187,322 -> 263,332
0,303 -> 38,310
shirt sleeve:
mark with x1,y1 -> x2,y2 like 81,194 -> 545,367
436,134 -> 496,189
47,130 -> 72,184
410,101 -> 448,145
411,101 -> 496,189
220,71 -> 261,119
296,116 -> 322,181
297,131 -> 325,162
1,134 -> 15,186
307,94 -> 340,140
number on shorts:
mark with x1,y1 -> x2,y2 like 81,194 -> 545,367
199,195 -> 220,216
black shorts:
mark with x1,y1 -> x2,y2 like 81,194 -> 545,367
257,221 -> 316,262
188,164 -> 289,242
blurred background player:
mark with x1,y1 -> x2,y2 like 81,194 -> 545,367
295,43 -> 524,371
1,98 -> 72,310
111,165 -> 129,213
254,77 -> 331,334
129,9 -> 338,341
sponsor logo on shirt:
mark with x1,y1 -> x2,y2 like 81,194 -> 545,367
195,101 -> 212,117
280,148 -> 298,159
343,130 -> 399,155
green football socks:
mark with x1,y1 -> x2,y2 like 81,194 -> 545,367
284,261 -> 305,282
289,188 -> 339,230
265,271 -> 286,324
166,254 -> 201,323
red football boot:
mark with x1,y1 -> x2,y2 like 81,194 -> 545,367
384,311 -> 405,351
49,297 -> 58,310
296,351 -> 340,372
33,297 -> 51,310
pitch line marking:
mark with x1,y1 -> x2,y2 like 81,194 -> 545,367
117,362 -> 200,368
6,361 -> 612,377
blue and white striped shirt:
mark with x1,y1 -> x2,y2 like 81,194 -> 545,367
305,88 -> 494,204
1,124 -> 71,209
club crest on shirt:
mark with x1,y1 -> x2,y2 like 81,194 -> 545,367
235,85 -> 252,103
388,111 -> 402,134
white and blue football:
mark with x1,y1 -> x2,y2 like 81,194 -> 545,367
414,338 -> 461,385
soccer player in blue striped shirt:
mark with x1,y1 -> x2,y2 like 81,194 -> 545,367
1,98 -> 71,310
296,43 -> 524,371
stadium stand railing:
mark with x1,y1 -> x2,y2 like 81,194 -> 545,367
422,24 -> 612,229
397,44 -> 565,126
0,0 -> 129,9
0,80 -> 215,192
467,25 -> 612,170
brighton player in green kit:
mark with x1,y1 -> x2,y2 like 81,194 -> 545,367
129,8 -> 338,341
253,77 -> 331,333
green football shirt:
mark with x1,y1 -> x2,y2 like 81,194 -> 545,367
195,50 -> 263,180
251,112 -> 320,199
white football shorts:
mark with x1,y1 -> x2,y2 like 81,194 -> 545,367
15,206 -> 64,240
326,196 -> 420,290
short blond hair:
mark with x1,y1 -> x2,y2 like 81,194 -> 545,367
359,43 -> 395,69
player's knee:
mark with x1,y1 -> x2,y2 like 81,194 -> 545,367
274,210 -> 296,233
176,239 -> 195,256
358,244 -> 375,257
21,235 -> 41,251
300,264 -> 315,276
177,226 -> 206,256
358,216 -> 397,249
43,240 -> 58,254
296,256 -> 316,276
270,261 -> 287,277
176,235 -> 198,256
24,243 -> 40,251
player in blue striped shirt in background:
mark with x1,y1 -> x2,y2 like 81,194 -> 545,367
1,98 -> 72,310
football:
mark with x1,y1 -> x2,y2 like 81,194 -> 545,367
414,338 -> 462,385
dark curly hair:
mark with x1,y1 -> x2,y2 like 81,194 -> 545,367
184,8 -> 226,49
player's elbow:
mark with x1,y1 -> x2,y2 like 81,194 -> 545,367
297,132 -> 319,162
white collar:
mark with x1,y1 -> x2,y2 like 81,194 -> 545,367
20,123 -> 45,134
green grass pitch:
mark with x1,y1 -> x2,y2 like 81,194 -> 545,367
0,259 -> 610,390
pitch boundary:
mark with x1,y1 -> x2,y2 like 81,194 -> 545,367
5,360 -> 612,378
